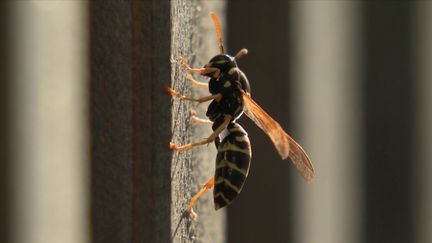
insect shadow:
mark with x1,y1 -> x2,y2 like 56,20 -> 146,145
170,210 -> 191,241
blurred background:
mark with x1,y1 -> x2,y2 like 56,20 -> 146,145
1,1 -> 431,243
227,1 -> 432,243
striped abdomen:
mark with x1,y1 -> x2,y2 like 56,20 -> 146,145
214,123 -> 251,210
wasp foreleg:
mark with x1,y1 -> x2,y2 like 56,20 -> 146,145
181,57 -> 206,73
181,58 -> 220,76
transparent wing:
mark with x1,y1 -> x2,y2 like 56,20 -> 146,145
242,91 -> 315,181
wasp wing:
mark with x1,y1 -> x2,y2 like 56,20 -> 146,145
241,91 -> 315,181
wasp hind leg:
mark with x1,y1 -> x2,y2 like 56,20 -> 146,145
170,114 -> 231,151
188,176 -> 215,220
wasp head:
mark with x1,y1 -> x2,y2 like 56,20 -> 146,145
202,54 -> 236,78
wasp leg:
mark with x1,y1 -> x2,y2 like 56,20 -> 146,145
170,115 -> 231,151
181,57 -> 205,73
187,75 -> 208,88
191,116 -> 213,125
165,87 -> 222,104
188,176 -> 215,220
191,109 -> 213,124
181,58 -> 220,77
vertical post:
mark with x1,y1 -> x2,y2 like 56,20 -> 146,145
90,1 -> 226,242
7,2 -> 90,243
414,2 -> 432,243
4,1 -> 226,242
89,2 -> 135,242
290,2 -> 362,243
362,3 -> 415,243
170,2 -> 226,242
0,2 -> 9,243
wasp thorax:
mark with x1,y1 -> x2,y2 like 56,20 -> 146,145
203,54 -> 237,77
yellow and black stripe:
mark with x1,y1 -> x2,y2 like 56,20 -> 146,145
213,123 -> 251,210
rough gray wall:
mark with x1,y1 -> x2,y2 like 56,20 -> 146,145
170,1 -> 226,243
90,1 -> 225,243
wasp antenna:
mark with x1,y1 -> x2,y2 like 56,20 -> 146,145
234,48 -> 248,60
210,12 -> 225,54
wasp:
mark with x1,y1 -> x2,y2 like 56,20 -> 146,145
166,12 -> 314,220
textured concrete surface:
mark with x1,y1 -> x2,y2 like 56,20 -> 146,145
170,1 -> 226,243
